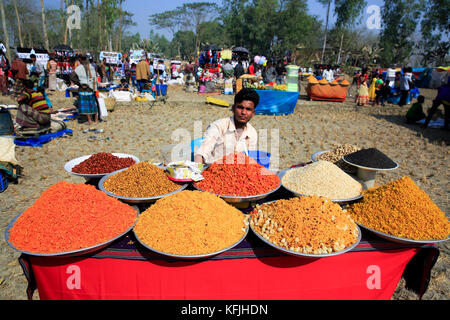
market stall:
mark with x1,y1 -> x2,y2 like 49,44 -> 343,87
254,89 -> 299,115
19,222 -> 438,300
6,150 -> 449,300
306,76 -> 349,102
16,47 -> 49,65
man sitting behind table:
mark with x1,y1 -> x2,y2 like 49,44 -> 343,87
194,88 -> 259,165
15,80 -> 53,130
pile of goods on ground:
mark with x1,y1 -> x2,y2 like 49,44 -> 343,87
134,190 -> 248,256
346,176 -> 450,240
8,181 -> 137,254
273,84 -> 287,91
250,196 -> 359,255
103,162 -> 181,198
282,161 -> 362,200
344,148 -> 397,169
316,144 -> 361,173
244,83 -> 267,90
72,152 -> 136,174
194,153 -> 280,197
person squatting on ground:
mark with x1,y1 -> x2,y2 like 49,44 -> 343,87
15,80 -> 52,130
423,77 -> 450,131
406,95 -> 426,124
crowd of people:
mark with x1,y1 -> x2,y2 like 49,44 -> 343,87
350,65 -> 448,130
0,46 -> 448,133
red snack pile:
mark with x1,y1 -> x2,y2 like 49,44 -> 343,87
72,152 -> 136,174
8,181 -> 137,254
195,153 -> 280,196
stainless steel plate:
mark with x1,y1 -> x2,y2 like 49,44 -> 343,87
356,222 -> 449,245
133,225 -> 249,260
192,182 -> 281,203
64,153 -> 140,179
98,168 -> 189,203
278,169 -> 363,203
250,218 -> 362,258
5,206 -> 139,258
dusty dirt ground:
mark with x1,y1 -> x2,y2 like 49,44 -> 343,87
0,82 -> 448,300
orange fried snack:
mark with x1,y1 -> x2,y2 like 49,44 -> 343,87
347,177 -> 450,240
250,196 -> 359,254
134,190 -> 248,256
9,181 -> 137,254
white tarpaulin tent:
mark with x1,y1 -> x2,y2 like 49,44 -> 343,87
429,68 -> 450,89
99,51 -> 122,65
16,48 -> 49,65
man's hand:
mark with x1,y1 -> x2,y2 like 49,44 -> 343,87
194,154 -> 204,164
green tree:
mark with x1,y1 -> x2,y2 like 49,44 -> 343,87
178,2 -> 219,57
222,0 -> 321,60
379,0 -> 421,66
333,0 -> 366,64
173,30 -> 196,60
418,0 -> 450,66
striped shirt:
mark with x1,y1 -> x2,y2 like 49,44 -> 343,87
23,90 -> 51,113
131,66 -> 136,78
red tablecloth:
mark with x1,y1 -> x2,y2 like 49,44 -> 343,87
17,168 -> 440,300
19,231 -> 438,300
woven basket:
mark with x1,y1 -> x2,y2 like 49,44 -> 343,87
104,98 -> 116,111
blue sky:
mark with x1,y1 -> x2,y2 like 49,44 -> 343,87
46,0 -> 385,39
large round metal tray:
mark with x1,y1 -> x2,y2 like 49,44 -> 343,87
249,206 -> 362,258
5,206 -> 139,258
64,153 -> 140,179
277,169 -> 363,203
356,222 -> 449,245
98,168 -> 189,203
192,182 -> 281,203
133,225 -> 249,260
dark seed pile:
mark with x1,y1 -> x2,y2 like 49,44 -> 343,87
343,148 -> 397,169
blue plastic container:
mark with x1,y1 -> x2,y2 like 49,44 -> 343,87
190,137 -> 205,161
0,171 -> 8,193
0,108 -> 14,135
156,84 -> 168,96
248,150 -> 271,169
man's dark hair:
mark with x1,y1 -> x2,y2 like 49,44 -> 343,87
234,88 -> 259,107
24,79 -> 35,89
30,54 -> 36,59
417,95 -> 425,103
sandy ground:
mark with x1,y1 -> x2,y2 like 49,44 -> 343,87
0,82 -> 448,300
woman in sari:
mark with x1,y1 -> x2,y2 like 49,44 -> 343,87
355,70 -> 369,106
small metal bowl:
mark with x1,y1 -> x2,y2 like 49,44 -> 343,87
98,168 -> 188,204
356,222 -> 449,245
5,206 -> 139,258
64,153 -> 140,180
310,150 -> 330,162
133,226 -> 249,260
278,169 -> 363,203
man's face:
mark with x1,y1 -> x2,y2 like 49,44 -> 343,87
232,100 -> 256,126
